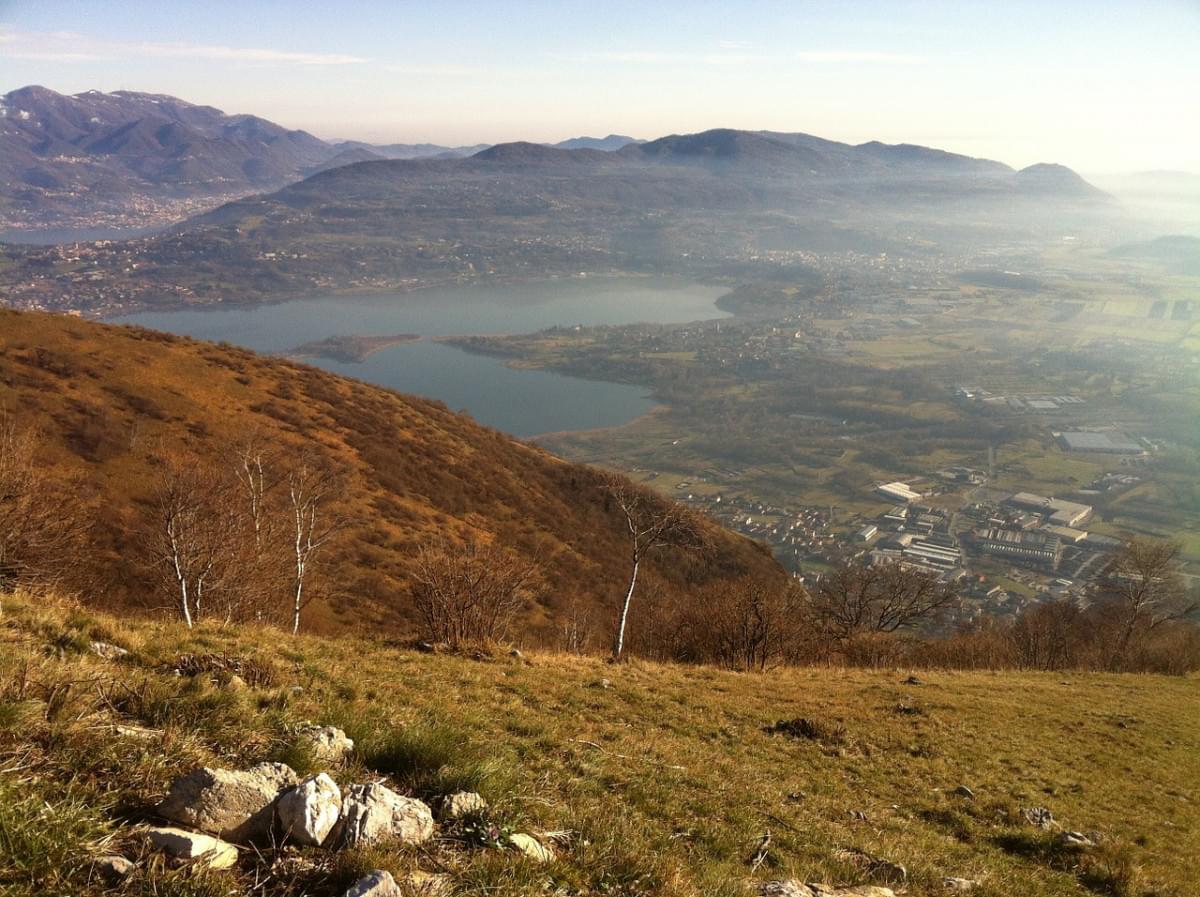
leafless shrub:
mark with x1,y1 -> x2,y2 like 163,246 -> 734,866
0,412 -> 91,600
561,597 -> 593,654
1009,600 -> 1089,670
411,537 -> 542,650
1098,538 -> 1196,670
285,457 -> 345,635
696,578 -> 807,671
142,454 -> 241,627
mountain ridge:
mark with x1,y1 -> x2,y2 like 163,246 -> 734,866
0,85 -> 1108,236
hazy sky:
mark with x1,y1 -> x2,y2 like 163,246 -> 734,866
1,0 -> 1197,173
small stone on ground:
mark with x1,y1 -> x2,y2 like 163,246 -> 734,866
441,791 -> 487,820
342,869 -> 402,897
94,854 -> 135,879
509,832 -> 555,862
145,826 -> 238,870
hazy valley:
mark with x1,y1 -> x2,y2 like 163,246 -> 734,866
1,11 -> 1198,893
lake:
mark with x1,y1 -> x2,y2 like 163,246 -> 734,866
119,278 -> 729,437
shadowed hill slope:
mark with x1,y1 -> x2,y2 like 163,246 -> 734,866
0,309 -> 780,637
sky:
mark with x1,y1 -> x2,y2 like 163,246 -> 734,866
1,0 -> 1197,174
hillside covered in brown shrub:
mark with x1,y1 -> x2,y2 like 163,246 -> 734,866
0,309 -> 780,639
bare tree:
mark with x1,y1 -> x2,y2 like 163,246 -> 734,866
227,436 -> 289,622
233,435 -> 278,554
286,459 -> 343,635
561,597 -> 593,655
411,537 -> 541,649
145,456 -> 236,627
1008,600 -> 1087,670
1100,538 -> 1196,669
703,579 -> 806,671
0,413 -> 90,604
808,561 -> 958,643
603,474 -> 709,661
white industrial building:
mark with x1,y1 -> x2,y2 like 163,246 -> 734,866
877,481 -> 923,503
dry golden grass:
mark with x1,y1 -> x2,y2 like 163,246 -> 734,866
2,591 -> 1197,897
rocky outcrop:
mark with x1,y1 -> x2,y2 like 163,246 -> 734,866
1057,830 -> 1097,849
145,826 -> 239,870
336,782 -> 435,847
1022,806 -> 1055,829
277,773 -> 342,846
156,762 -> 298,842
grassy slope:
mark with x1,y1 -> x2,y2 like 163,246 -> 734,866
2,592 -> 1197,897
0,309 -> 777,637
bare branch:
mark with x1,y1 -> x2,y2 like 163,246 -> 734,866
808,561 -> 957,642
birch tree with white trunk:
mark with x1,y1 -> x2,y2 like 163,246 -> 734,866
286,460 -> 343,635
147,458 -> 233,627
604,473 -> 708,661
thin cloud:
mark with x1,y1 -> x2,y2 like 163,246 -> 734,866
0,25 -> 367,66
378,62 -> 486,77
548,50 -> 756,66
795,50 -> 926,64
550,47 -> 921,68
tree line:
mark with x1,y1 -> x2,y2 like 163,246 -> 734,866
1,411 -> 1196,672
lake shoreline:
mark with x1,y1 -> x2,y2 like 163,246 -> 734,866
289,333 -> 421,363
115,277 -> 729,437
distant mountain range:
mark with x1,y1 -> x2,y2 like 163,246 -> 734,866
0,86 -> 332,229
554,134 -> 642,151
0,86 -> 648,231
0,117 -> 1118,314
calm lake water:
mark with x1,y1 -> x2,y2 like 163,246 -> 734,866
119,278 -> 729,437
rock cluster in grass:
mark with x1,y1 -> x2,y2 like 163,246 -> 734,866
122,715 -> 1028,895
143,747 -> 438,866
296,723 -> 356,764
758,882 -> 897,897
126,722 -> 559,888
336,782 -> 435,847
